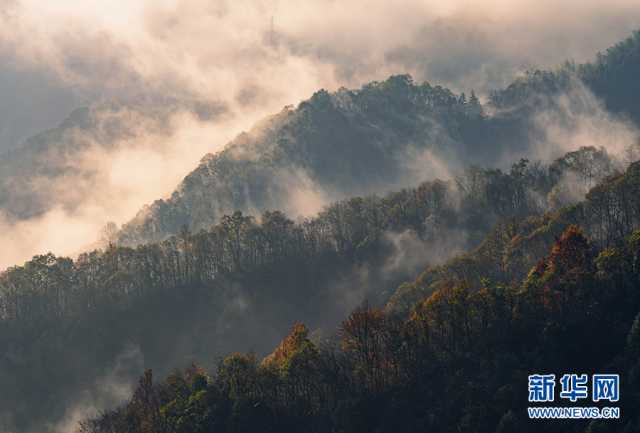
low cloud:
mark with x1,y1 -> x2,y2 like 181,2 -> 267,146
532,81 -> 640,163
0,0 -> 639,268
2,0 -> 640,154
274,168 -> 334,218
0,108 -> 248,269
51,344 -> 144,433
384,228 -> 468,276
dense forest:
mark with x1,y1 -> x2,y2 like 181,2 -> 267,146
115,76 -> 489,245
77,159 -> 640,433
116,31 -> 640,245
388,153 -> 640,314
2,29 -> 640,433
0,144 -> 624,432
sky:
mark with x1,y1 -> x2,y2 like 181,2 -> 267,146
0,0 -> 640,268
2,0 -> 640,151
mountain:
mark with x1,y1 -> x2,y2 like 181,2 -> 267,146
492,30 -> 640,124
2,30 -> 640,433
387,157 -> 640,314
0,97 -> 218,224
116,31 -> 640,246
0,140 -> 625,433
2,31 -> 638,249
78,158 -> 640,433
0,107 -> 95,220
0,145 -> 615,433
116,76 -> 491,244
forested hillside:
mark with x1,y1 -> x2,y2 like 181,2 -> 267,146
388,157 -> 640,312
2,29 -> 640,433
0,145 -> 618,432
492,31 -> 640,124
116,76 -> 489,244
116,31 -> 640,245
1,31 -> 638,250
78,156 -> 640,433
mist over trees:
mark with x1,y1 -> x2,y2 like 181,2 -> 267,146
1,30 -> 639,267
76,158 -> 640,433
0,142 -> 625,432
1,26 -> 640,433
114,31 -> 640,246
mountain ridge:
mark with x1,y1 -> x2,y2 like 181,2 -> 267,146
116,30 -> 640,246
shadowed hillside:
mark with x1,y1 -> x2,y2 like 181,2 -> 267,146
116,31 -> 640,245
2,29 -> 640,433
77,157 -> 640,433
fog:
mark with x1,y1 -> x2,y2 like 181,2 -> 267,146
1,0 -> 640,268
0,109 -> 252,268
1,3 -> 640,431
